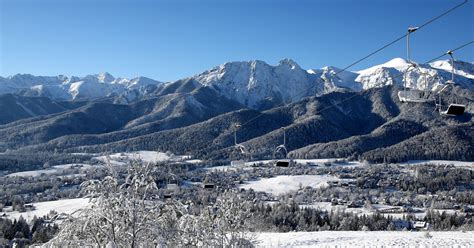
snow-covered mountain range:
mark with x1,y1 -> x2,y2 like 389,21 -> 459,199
0,73 -> 162,103
1,58 -> 472,109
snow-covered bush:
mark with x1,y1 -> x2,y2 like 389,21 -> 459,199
46,162 -> 168,246
45,161 -> 256,247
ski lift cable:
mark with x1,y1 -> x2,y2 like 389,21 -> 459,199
237,0 -> 469,129
424,40 -> 474,64
389,40 -> 474,83
238,40 -> 472,132
334,0 -> 468,76
369,40 -> 473,93
235,39 -> 473,149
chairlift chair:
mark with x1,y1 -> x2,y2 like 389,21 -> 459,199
275,160 -> 290,167
166,174 -> 179,191
274,145 -> 290,167
436,83 -> 465,116
441,104 -> 465,116
230,124 -> 250,167
166,183 -> 178,191
436,54 -> 466,116
398,63 -> 434,103
163,175 -> 176,199
435,51 -> 466,117
273,128 -> 290,167
202,183 -> 215,189
398,27 -> 434,103
202,174 -> 215,189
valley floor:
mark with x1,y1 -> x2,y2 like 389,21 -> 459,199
256,231 -> 474,247
1,198 -> 89,223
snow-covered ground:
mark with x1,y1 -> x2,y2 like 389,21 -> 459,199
6,164 -> 92,177
403,160 -> 474,170
293,159 -> 365,168
256,231 -> 474,247
6,169 -> 58,177
302,202 -> 463,219
205,164 -> 254,172
212,158 -> 471,170
1,198 -> 89,223
93,151 -> 171,164
205,165 -> 240,172
92,151 -> 201,166
3,151 -> 201,178
239,175 -> 344,195
302,202 -> 411,216
219,158 -> 364,169
301,202 -> 372,216
184,159 -> 204,164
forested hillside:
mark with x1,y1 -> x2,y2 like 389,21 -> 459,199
1,85 -> 471,170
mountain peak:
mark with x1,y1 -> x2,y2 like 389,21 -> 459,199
8,73 -> 35,80
383,57 -> 409,68
1,57 -> 473,107
356,57 -> 409,75
321,66 -> 342,72
96,72 -> 115,83
278,58 -> 300,70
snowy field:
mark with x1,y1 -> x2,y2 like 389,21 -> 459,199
1,198 -> 89,223
403,160 -> 474,170
206,158 -> 364,172
243,159 -> 365,168
93,151 -> 171,165
301,202 -> 372,216
93,151 -> 201,166
256,231 -> 474,247
239,175 -> 344,195
3,151 -> 201,177
6,163 -> 92,177
294,159 -> 365,168
205,164 -> 254,172
302,202 -> 465,219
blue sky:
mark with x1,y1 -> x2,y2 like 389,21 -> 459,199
1,0 -> 473,81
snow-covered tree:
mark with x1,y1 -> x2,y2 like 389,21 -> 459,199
46,161 -> 256,247
47,162 -> 176,247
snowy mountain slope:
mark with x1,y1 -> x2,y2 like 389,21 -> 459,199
0,74 -> 66,97
356,58 -> 474,91
310,66 -> 361,91
192,59 -> 316,109
0,73 -> 163,102
356,57 -> 409,75
191,59 -> 364,109
430,59 -> 474,79
0,58 -> 473,109
189,57 -> 473,109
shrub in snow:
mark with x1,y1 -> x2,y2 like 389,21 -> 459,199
45,161 -> 256,247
